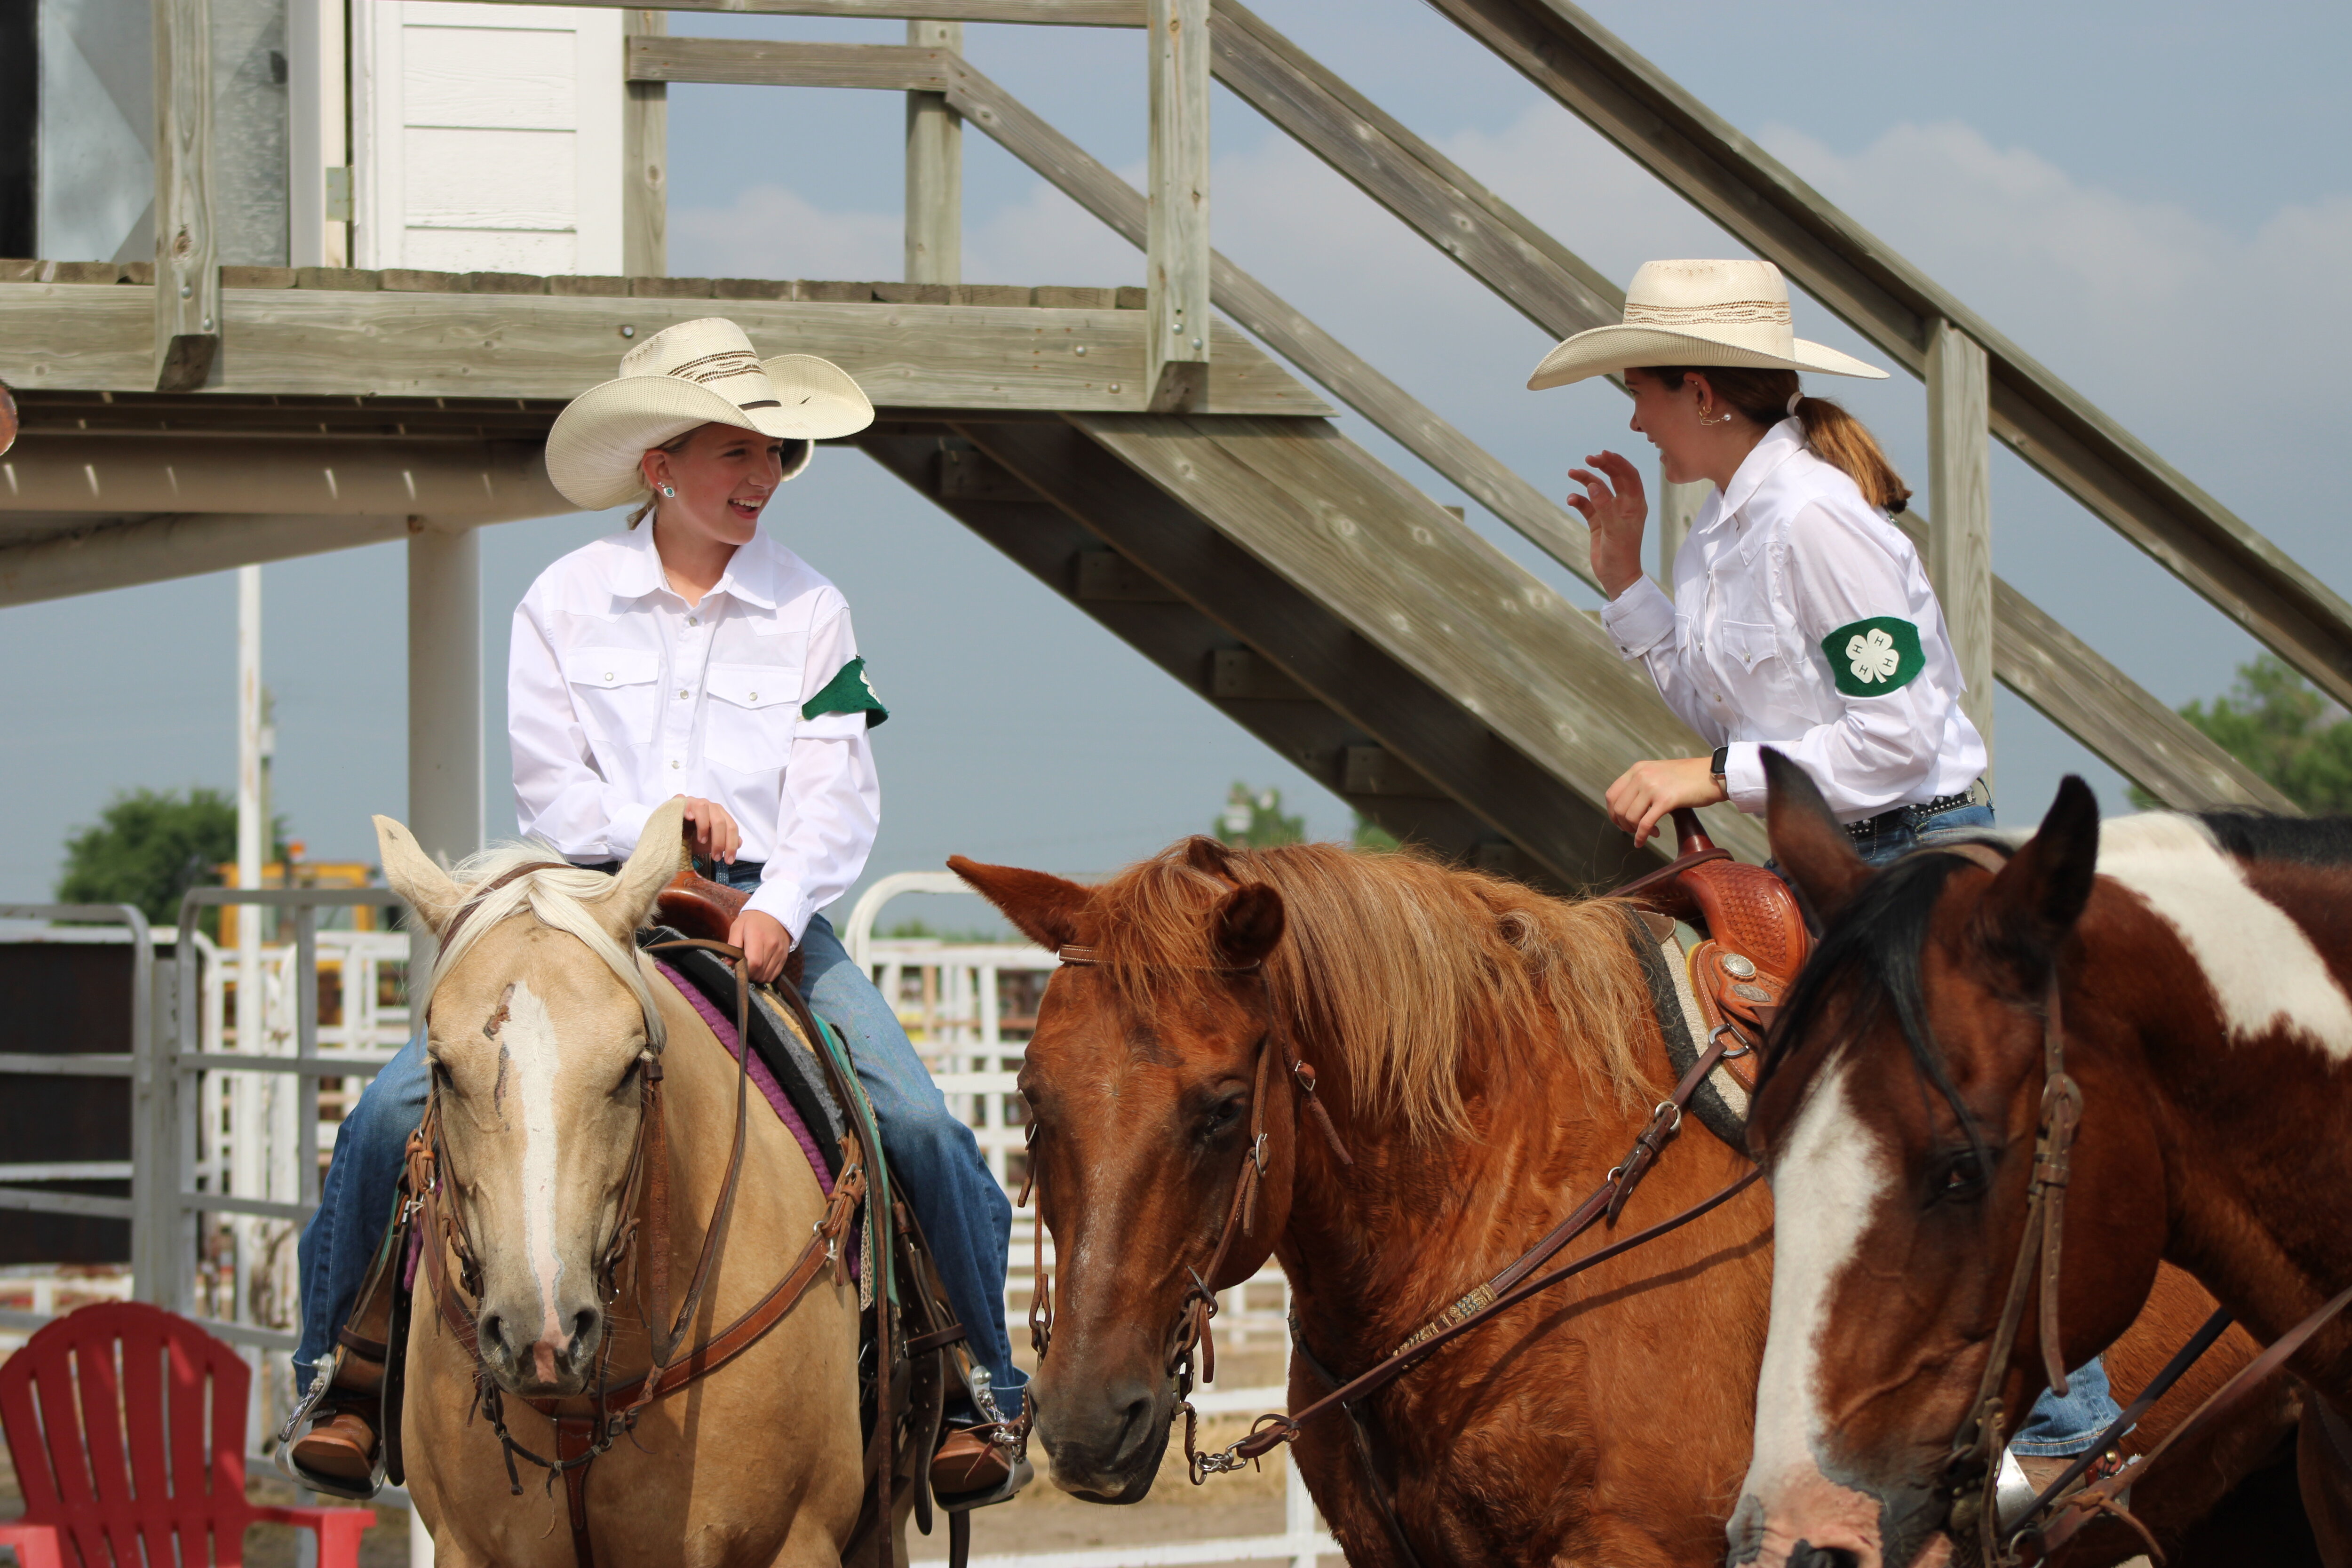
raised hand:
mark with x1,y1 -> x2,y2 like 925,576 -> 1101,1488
677,796 -> 742,864
1566,450 -> 1649,599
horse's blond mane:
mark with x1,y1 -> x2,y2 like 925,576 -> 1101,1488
429,840 -> 669,1049
1088,841 -> 1656,1141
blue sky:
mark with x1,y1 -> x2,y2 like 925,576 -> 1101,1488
7,0 -> 2348,931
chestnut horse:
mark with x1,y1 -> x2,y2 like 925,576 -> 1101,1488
1736,749 -> 2352,1568
954,837 -> 2309,1567
376,803 -> 876,1567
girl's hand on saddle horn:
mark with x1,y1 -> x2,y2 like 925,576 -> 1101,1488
1565,450 -> 1648,600
677,796 -> 743,864
1605,756 -> 1728,849
729,909 -> 790,985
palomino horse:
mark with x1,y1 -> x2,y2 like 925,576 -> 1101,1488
1736,749 -> 2352,1568
953,837 -> 2310,1568
376,802 -> 872,1567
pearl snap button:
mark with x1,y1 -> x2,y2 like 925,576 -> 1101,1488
748,692 -> 757,701
603,672 -> 614,682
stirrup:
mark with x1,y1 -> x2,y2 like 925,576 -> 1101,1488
278,1367 -> 388,1500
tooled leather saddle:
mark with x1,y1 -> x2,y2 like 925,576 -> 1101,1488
1617,809 -> 1812,1105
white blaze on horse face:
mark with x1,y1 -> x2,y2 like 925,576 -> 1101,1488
1741,1055 -> 1894,1567
2099,814 -> 2352,1061
496,980 -> 569,1343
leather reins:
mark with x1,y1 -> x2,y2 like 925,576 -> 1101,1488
406,882 -> 868,1567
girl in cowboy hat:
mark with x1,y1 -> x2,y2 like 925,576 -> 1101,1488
1533,258 -> 2117,1480
290,319 -> 1027,1505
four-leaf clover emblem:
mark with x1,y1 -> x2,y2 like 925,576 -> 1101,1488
1845,626 -> 1901,685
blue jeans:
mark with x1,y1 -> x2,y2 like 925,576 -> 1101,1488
294,882 -> 1024,1420
1848,796 -> 2124,1456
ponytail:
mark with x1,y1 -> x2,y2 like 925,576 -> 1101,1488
1642,365 -> 1913,514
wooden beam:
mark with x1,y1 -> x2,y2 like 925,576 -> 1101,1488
1206,0 -> 1616,342
1072,411 -> 1764,863
0,513 -> 416,606
627,36 -> 948,89
1990,576 -> 2295,813
1425,0 -> 2352,714
1926,320 -> 1994,778
0,283 -> 1330,415
623,9 -> 669,276
1144,0 -> 1210,412
904,21 -> 962,284
487,0 -> 1141,21
863,425 -> 1554,875
1655,470 -> 1705,586
151,0 -> 218,391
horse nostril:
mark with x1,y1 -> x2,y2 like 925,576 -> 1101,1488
571,1307 -> 600,1345
1788,1545 -> 1859,1568
480,1313 -> 504,1352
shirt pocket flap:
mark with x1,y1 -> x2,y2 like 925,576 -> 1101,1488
564,648 -> 661,689
705,662 -> 800,711
1719,619 -> 1780,671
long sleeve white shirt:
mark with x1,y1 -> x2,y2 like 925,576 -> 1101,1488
509,524 -> 884,945
1598,418 -> 1986,822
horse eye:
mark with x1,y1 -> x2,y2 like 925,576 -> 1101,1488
1204,1096 -> 1246,1137
1933,1149 -> 1987,1203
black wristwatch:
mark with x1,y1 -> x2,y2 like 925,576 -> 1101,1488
1709,746 -> 1729,790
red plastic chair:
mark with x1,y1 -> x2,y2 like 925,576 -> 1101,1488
0,1301 -> 373,1567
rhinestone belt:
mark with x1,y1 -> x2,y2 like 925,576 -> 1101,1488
1845,780 -> 1988,841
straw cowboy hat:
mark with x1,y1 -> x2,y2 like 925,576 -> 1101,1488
545,318 -> 876,510
1526,259 -> 1888,390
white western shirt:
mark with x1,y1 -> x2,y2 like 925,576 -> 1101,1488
1598,418 -> 1987,822
509,524 -> 884,945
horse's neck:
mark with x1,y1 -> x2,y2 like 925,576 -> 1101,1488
1277,1031 -> 1702,1365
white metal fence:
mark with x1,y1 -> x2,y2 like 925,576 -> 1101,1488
0,878 -> 1329,1568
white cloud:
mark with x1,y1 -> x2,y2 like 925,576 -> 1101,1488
667,183 -> 901,281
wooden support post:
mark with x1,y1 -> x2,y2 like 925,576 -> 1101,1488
152,0 -> 217,390
408,524 -> 484,954
904,21 -> 962,283
1144,0 -> 1209,412
624,8 -> 670,276
1655,469 -> 1706,586
1927,318 -> 1994,781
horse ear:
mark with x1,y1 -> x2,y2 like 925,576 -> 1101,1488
1975,776 -> 2101,981
1762,748 -> 1872,925
950,855 -> 1088,952
1213,884 -> 1285,969
374,815 -> 465,935
1184,836 -> 1237,882
599,798 -> 688,939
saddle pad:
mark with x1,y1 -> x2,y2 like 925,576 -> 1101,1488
1623,908 -> 1752,1155
640,927 -> 848,1182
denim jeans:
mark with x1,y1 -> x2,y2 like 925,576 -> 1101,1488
1847,796 -> 2124,1456
294,874 -> 1024,1421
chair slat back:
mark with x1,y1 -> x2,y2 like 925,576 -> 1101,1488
0,1302 -> 260,1567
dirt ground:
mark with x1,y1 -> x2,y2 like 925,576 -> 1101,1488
0,1348 -> 1319,1568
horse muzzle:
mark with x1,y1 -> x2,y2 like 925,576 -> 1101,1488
477,1300 -> 605,1397
1030,1373 -> 1173,1503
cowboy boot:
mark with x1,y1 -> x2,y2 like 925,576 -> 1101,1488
933,1369 -> 1032,1511
287,1222 -> 403,1489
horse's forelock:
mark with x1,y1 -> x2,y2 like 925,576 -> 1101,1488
1084,841 -> 1656,1141
1759,848 -> 1996,1157
429,841 -> 669,1050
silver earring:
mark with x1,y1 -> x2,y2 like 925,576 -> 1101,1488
659,484 -> 675,497
1698,404 -> 1732,427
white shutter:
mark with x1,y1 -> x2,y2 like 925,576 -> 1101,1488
352,0 -> 622,275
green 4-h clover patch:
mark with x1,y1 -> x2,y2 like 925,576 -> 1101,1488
802,656 -> 890,727
1821,616 -> 1925,697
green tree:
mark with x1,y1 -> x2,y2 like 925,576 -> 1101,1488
2147,656 -> 2352,812
1214,782 -> 1305,848
1351,813 -> 1400,852
56,788 -> 283,926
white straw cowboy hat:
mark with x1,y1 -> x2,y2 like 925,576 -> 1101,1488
545,318 -> 876,510
1526,259 -> 1888,390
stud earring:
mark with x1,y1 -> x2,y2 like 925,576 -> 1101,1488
659,484 -> 676,497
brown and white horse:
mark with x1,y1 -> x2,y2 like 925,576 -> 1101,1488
1736,749 -> 2352,1568
377,803 -> 874,1567
954,836 -> 2309,1568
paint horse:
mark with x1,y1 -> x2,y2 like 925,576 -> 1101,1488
376,802 -> 877,1567
953,836 -> 2310,1568
1736,748 -> 2352,1568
